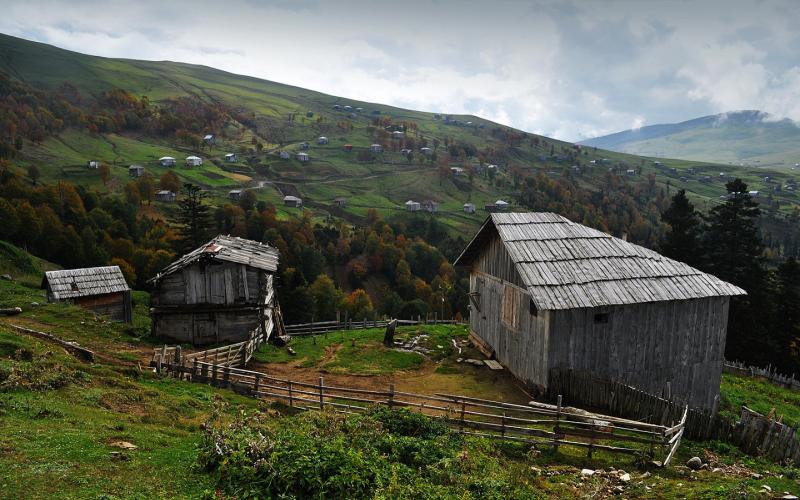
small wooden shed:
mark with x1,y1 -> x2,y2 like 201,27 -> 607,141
129,165 -> 145,177
159,156 -> 176,167
225,153 -> 237,162
42,266 -> 132,322
454,213 -> 746,411
155,190 -> 176,202
283,195 -> 303,208
149,236 -> 280,345
296,152 -> 310,162
185,156 -> 203,167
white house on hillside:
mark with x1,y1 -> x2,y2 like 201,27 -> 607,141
186,156 -> 203,167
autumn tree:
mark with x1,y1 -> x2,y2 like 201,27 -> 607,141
27,165 -> 40,185
342,289 -> 375,321
309,274 -> 344,320
99,163 -> 111,186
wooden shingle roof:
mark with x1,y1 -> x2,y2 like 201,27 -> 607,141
455,212 -> 746,310
43,266 -> 130,300
150,235 -> 279,284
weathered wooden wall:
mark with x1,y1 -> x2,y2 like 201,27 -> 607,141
75,291 -> 131,323
469,273 -> 549,392
151,262 -> 272,345
547,297 -> 729,412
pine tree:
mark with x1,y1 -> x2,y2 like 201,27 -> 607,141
703,178 -> 767,363
773,258 -> 800,373
660,189 -> 703,268
175,183 -> 213,252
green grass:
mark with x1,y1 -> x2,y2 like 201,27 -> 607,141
719,372 -> 800,427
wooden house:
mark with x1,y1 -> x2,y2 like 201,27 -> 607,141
333,197 -> 347,207
228,189 -> 243,201
494,199 -> 510,211
279,151 -> 290,159
306,111 -> 314,118
296,152 -> 310,162
422,200 -> 439,213
155,190 -> 176,202
343,144 -> 353,152
129,165 -> 145,177
392,131 -> 405,139
370,144 -> 383,153
283,195 -> 303,208
43,266 -> 132,322
454,213 -> 746,411
203,134 -> 216,145
317,136 -> 329,145
87,160 -> 100,169
225,153 -> 237,163
463,203 -> 476,214
149,236 -> 279,345
420,147 -> 432,155
159,156 -> 176,167
185,156 -> 203,167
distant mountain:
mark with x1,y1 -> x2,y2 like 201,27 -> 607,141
581,111 -> 800,166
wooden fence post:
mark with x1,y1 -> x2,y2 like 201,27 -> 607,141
460,400 -> 466,433
501,412 -> 506,438
212,363 -> 218,385
223,366 -> 230,388
192,359 -> 198,381
554,394 -> 562,453
254,374 -> 261,394
319,376 -> 325,409
288,381 -> 294,408
388,383 -> 395,408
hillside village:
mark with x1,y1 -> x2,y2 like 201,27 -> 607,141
1,32 -> 800,499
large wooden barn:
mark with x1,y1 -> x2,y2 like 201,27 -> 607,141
42,266 -> 132,322
454,213 -> 746,411
149,236 -> 280,345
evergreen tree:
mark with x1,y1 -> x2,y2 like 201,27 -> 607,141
175,183 -> 213,252
660,190 -> 703,268
703,178 -> 767,363
773,258 -> 800,373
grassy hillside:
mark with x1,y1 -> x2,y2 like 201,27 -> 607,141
7,32 -> 800,235
582,110 -> 800,168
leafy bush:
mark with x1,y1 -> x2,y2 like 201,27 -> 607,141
198,404 -> 539,499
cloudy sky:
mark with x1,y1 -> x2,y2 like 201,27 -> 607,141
2,0 -> 799,141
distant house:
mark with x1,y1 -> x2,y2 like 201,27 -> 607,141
653,161 -> 663,166
129,165 -> 145,178
495,200 -> 510,211
203,134 -> 216,145
370,144 -> 383,153
283,195 -> 303,208
487,164 -> 499,172
225,153 -> 237,163
306,111 -> 314,118
296,152 -> 310,162
450,167 -> 465,176
332,104 -> 341,110
405,200 -> 420,212
155,190 -> 176,202
159,156 -> 176,167
392,130 -> 405,139
400,148 -> 412,155
300,142 -> 310,150
228,189 -> 243,201
186,156 -> 203,167
279,151 -> 290,159
317,136 -> 329,145
343,105 -> 352,111
626,169 -> 636,176
484,203 -> 497,213
343,144 -> 353,152
87,160 -> 100,169
333,197 -> 347,207
355,107 -> 363,113
420,147 -> 432,155
463,203 -> 476,214
748,191 -> 760,198
422,200 -> 439,213
43,266 -> 132,323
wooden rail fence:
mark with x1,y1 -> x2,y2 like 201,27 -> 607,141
548,368 -> 800,465
155,359 -> 685,464
723,361 -> 800,392
284,317 -> 462,336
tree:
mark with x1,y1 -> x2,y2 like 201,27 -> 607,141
175,183 -> 213,252
138,174 -> 156,204
123,182 -> 141,206
703,179 -> 767,363
342,289 -> 374,321
309,274 -> 343,321
660,190 -> 703,269
772,258 -> 800,373
27,165 -> 40,185
14,201 -> 40,248
238,189 -> 257,211
111,257 -> 137,287
99,163 -> 111,186
0,199 -> 19,241
160,170 -> 180,193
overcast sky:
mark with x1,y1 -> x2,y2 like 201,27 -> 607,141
2,0 -> 799,141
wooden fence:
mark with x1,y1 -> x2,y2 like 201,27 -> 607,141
548,368 -> 800,464
158,360 -> 685,464
724,361 -> 800,392
283,317 -> 462,336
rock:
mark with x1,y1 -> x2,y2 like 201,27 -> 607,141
456,358 -> 463,363
780,494 -> 798,500
619,473 -> 631,483
110,441 -> 137,450
287,347 -> 297,356
649,460 -> 663,468
760,485 -> 771,493
687,456 -> 703,470
640,472 -> 651,479
581,469 -> 595,477
1,274 -> 12,281
529,466 -> 542,476
30,302 -> 39,307
613,486 -> 625,494
436,345 -> 443,349
272,335 -> 291,347
712,467 -> 723,474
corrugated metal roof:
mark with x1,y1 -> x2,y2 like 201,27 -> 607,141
44,266 -> 130,300
455,212 -> 746,310
149,235 -> 279,284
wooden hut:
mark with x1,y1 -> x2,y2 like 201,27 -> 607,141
225,153 -> 237,162
185,156 -> 203,167
159,156 -> 176,167
228,189 -> 243,201
454,213 -> 746,411
149,236 -> 280,345
42,266 -> 132,322
283,195 -> 303,208
129,165 -> 145,177
155,190 -> 176,202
